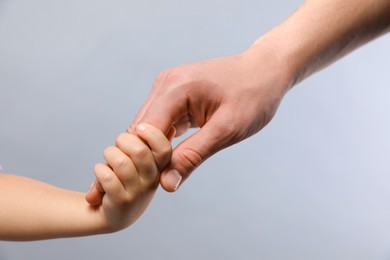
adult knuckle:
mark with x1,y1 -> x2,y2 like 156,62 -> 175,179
214,111 -> 250,142
155,69 -> 170,81
156,66 -> 194,91
178,147 -> 203,170
153,69 -> 172,88
215,120 -> 236,136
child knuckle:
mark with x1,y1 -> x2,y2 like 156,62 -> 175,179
113,156 -> 128,170
132,145 -> 149,158
103,146 -> 116,158
93,163 -> 101,174
163,143 -> 173,155
115,133 -> 128,146
117,192 -> 133,206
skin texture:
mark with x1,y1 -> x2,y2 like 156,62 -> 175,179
0,124 -> 171,241
84,0 -> 390,200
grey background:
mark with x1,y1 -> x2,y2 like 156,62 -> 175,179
0,0 -> 389,259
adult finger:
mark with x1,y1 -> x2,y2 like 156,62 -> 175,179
160,110 -> 234,192
128,70 -> 172,133
172,114 -> 194,137
132,77 -> 192,138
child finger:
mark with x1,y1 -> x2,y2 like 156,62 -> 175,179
115,133 -> 158,182
135,123 -> 173,171
86,181 -> 104,206
103,146 -> 138,189
94,163 -> 127,204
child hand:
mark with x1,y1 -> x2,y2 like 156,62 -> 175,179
86,123 -> 172,232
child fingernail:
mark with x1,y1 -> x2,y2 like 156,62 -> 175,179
165,169 -> 182,191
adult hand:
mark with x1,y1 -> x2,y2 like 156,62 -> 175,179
88,0 -> 390,199
133,0 -> 390,193
129,45 -> 292,192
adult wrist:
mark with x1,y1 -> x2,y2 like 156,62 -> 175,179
243,33 -> 299,95
249,0 -> 390,91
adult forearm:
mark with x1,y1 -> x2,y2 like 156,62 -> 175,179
252,0 -> 390,87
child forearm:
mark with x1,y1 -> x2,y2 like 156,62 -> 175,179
0,174 -> 108,241
1,125 -> 171,241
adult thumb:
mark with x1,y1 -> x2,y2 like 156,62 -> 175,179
160,116 -> 231,192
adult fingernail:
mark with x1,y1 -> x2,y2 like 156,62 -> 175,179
165,169 -> 182,191
136,123 -> 146,133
